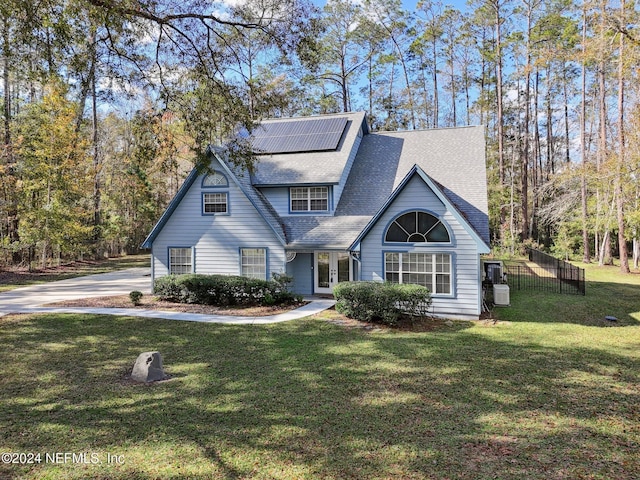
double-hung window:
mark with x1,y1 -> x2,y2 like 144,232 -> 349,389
203,193 -> 228,213
385,252 -> 452,294
169,247 -> 193,275
290,186 -> 328,212
202,171 -> 229,215
241,248 -> 267,279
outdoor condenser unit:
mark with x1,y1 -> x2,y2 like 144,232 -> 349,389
483,260 -> 504,284
493,284 -> 510,306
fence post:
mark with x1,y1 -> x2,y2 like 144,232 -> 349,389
559,268 -> 562,294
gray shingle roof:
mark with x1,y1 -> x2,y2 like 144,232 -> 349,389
250,111 -> 367,186
282,216 -> 371,248
335,126 -> 489,245
220,118 -> 489,249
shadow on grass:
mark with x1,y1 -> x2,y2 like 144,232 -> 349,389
494,279 -> 640,327
0,254 -> 149,292
1,314 -> 639,479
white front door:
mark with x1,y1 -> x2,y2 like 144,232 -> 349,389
314,251 -> 351,294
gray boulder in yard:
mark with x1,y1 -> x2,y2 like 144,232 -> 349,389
131,351 -> 166,382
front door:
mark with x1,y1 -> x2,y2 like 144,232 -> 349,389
314,251 -> 351,294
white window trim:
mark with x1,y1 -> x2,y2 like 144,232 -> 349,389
169,247 -> 193,275
384,252 -> 452,295
290,186 -> 329,212
384,210 -> 451,244
240,248 -> 267,280
203,192 -> 228,214
202,171 -> 228,187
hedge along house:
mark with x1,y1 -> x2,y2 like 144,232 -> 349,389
142,112 -> 490,319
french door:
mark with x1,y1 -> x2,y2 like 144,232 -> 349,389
314,251 -> 351,294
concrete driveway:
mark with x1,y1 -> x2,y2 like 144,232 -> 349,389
0,267 -> 151,316
0,268 -> 336,324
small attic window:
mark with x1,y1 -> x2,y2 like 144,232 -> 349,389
202,171 -> 228,187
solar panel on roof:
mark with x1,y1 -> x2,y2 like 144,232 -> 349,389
251,117 -> 348,154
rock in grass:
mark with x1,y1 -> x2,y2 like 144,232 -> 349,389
605,316 -> 618,322
131,351 -> 166,383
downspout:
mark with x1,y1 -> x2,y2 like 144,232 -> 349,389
349,250 -> 361,281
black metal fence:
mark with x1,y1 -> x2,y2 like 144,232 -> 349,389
503,249 -> 586,295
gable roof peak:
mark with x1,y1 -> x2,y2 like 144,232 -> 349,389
348,163 -> 489,253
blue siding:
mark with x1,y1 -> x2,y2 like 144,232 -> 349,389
152,156 -> 286,281
258,187 -> 290,216
359,175 -> 482,319
286,253 -> 313,295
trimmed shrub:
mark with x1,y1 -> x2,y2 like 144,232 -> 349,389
153,274 -> 295,307
129,290 -> 143,306
333,281 -> 431,326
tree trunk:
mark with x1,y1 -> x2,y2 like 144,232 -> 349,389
340,47 -> 349,113
545,65 -> 554,178
92,64 -> 102,258
2,18 -> 9,149
432,39 -> 439,128
597,28 -> 608,265
450,58 -> 456,126
494,0 -> 505,185
563,71 -> 570,164
580,4 -> 590,263
532,69 -> 541,240
616,0 -> 629,273
521,5 -> 532,241
599,230 -> 610,267
2,16 -> 19,263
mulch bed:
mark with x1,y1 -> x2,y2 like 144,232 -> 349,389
47,294 -> 308,317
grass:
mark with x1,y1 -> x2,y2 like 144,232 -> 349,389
0,255 -> 150,292
0,260 -> 639,479
498,260 -> 640,326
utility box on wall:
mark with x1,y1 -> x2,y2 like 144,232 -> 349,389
493,284 -> 510,306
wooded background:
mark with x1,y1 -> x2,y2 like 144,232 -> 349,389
0,0 -> 638,271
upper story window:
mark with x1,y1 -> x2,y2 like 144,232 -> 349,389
290,186 -> 329,212
202,170 -> 229,215
203,193 -> 228,214
385,211 -> 450,243
202,171 -> 228,187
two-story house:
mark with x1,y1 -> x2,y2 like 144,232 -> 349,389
142,112 -> 490,319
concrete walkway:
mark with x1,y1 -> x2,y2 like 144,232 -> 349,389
0,268 -> 335,324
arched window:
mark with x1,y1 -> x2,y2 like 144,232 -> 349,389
202,171 -> 228,187
385,211 -> 450,243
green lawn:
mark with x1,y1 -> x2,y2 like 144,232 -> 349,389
499,260 -> 640,326
0,262 -> 639,479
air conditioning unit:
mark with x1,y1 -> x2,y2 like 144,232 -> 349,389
482,260 -> 504,284
493,284 -> 510,306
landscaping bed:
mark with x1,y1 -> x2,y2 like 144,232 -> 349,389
47,294 -> 308,316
